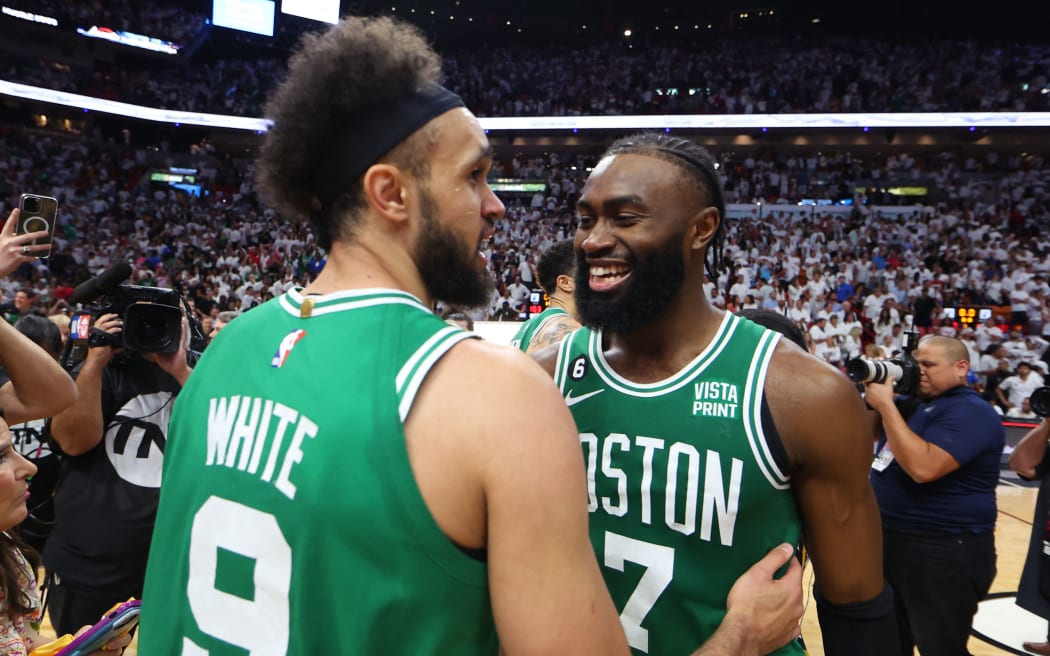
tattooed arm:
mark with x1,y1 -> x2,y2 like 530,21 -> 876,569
525,315 -> 581,353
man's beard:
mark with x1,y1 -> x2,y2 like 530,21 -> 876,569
574,238 -> 686,334
414,188 -> 493,309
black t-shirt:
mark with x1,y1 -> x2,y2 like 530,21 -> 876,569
913,295 -> 937,327
43,354 -> 181,592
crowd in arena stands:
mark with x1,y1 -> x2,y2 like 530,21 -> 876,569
6,0 -> 207,46
1,122 -> 1048,408
4,36 -> 1050,116
446,37 -> 1050,116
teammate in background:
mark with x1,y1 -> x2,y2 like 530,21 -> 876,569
535,132 -> 897,655
511,239 -> 581,353
140,18 -> 802,656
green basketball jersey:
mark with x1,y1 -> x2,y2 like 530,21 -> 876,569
510,306 -> 567,352
554,312 -> 803,656
141,288 -> 499,656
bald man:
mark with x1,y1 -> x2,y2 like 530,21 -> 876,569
866,335 -> 1004,656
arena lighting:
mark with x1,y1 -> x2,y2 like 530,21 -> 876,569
1,6 -> 58,26
477,112 -> 1050,131
76,26 -> 180,55
0,80 -> 272,131
4,79 -> 1050,132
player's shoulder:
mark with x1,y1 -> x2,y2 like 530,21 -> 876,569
766,340 -> 862,409
413,338 -> 574,447
443,337 -> 556,392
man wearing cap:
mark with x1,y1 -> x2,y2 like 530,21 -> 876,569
139,16 -> 803,656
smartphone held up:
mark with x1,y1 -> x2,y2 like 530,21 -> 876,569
17,193 -> 58,259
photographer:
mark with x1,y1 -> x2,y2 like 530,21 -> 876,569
865,335 -> 1004,656
43,300 -> 193,635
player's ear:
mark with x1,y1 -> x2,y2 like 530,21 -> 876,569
556,273 -> 574,294
362,163 -> 410,224
689,206 -> 720,253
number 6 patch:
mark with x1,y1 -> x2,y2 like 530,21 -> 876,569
570,356 -> 589,381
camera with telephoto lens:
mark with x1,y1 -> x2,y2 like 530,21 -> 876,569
846,330 -> 921,396
1032,387 -> 1050,418
78,284 -> 184,354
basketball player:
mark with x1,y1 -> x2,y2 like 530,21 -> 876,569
511,239 -> 581,353
139,18 -> 802,655
535,133 -> 898,655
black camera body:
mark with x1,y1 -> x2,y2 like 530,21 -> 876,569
1032,386 -> 1050,418
81,284 -> 183,354
846,330 -> 922,396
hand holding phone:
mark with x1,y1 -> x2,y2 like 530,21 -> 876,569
16,193 -> 58,259
0,204 -> 51,277
56,599 -> 140,656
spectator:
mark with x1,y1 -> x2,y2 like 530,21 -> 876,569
975,317 -> 1005,352
998,362 -> 1047,413
494,300 -> 520,321
207,310 -> 241,341
0,316 -> 63,554
506,274 -> 530,308
1007,397 -> 1041,419
0,415 -> 132,655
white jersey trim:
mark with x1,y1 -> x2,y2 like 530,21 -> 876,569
742,330 -> 791,489
589,312 -> 738,397
396,326 -> 462,391
279,287 -> 430,318
397,330 -> 477,423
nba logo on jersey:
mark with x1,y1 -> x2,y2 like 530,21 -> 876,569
272,329 -> 306,368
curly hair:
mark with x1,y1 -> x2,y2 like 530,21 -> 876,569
256,16 -> 443,250
600,133 -> 727,286
535,239 -> 575,295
